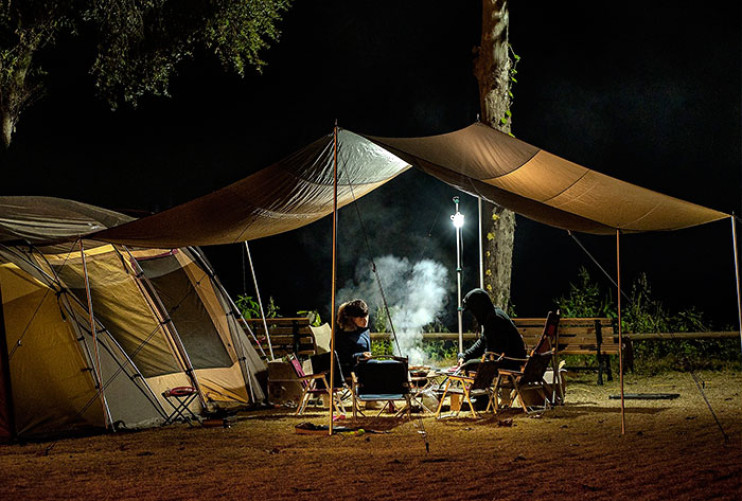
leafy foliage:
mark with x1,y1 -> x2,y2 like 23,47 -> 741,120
89,0 -> 293,109
554,267 -> 740,372
235,294 -> 279,319
297,309 -> 321,327
555,266 -> 616,318
0,0 -> 292,146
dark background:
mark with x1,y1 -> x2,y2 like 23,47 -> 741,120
1,2 -> 740,329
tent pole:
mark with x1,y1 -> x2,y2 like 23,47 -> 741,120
329,123 -> 339,436
616,230 -> 625,435
79,240 -> 113,430
731,216 -> 742,354
244,241 -> 275,360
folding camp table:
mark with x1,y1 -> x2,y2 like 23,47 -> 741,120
162,386 -> 201,426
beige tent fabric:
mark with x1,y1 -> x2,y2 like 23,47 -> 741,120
95,130 -> 411,247
44,248 -> 183,377
0,202 -> 269,439
0,264 -> 105,436
368,123 -> 729,234
94,124 -> 727,248
0,196 -> 134,245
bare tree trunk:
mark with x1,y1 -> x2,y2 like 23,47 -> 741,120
1,53 -> 32,149
0,24 -> 51,149
474,0 -> 515,309
1,106 -> 16,149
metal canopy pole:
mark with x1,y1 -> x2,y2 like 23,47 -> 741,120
328,123 -> 339,436
451,196 -> 464,354
731,216 -> 742,354
244,241 -> 275,360
616,230 -> 625,435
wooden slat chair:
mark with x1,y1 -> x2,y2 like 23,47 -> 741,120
494,351 -> 554,415
351,356 -> 411,420
434,352 -> 499,419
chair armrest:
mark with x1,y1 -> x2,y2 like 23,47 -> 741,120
297,373 -> 327,382
499,355 -> 528,363
497,368 -> 522,377
447,374 -> 475,384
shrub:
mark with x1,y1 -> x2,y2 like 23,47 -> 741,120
554,267 -> 740,372
236,294 -> 280,319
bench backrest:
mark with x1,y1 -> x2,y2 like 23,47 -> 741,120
514,317 -> 619,355
242,317 -> 317,359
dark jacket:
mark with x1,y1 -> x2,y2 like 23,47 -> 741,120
335,325 -> 371,375
461,288 -> 526,370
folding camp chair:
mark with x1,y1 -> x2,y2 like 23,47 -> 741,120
351,356 -> 411,420
290,352 -> 348,415
162,386 -> 201,426
531,310 -> 561,355
530,310 -> 563,404
494,351 -> 554,414
434,352 -> 499,419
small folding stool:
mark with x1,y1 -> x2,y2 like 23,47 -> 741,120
162,386 -> 201,426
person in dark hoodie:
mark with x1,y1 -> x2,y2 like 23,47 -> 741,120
335,299 -> 372,378
457,288 -> 527,371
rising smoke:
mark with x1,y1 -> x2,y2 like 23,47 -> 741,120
337,255 -> 449,365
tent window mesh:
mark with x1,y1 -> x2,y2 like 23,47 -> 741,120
139,256 -> 232,369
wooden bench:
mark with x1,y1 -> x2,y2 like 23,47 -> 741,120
513,317 -> 633,385
241,317 -> 317,360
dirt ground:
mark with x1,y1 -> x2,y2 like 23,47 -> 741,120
1,371 -> 740,501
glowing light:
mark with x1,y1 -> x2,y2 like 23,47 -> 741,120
451,211 -> 465,228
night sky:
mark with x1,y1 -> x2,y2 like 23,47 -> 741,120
1,3 -> 740,329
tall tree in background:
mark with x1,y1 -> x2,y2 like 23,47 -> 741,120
474,0 -> 516,308
0,0 -> 292,148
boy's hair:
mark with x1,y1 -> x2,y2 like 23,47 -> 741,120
337,299 -> 369,331
344,299 -> 369,318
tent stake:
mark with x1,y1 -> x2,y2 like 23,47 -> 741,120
616,230 -> 625,435
731,216 -> 742,355
244,241 -> 275,360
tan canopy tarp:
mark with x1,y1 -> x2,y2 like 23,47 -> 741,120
0,196 -> 134,245
368,123 -> 728,234
94,124 -> 728,248
95,130 -> 410,248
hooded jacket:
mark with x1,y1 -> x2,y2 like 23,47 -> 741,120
461,288 -> 526,369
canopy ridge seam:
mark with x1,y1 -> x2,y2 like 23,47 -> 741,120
541,170 -> 591,204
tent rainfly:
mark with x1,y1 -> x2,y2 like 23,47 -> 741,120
0,197 -> 266,442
